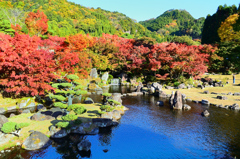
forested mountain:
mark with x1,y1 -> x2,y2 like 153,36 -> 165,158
0,0 -> 162,41
139,9 -> 205,39
201,4 -> 239,44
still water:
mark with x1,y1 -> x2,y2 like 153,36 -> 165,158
4,86 -> 240,159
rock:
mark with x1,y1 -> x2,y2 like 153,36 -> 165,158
90,68 -> 98,78
112,93 -> 122,105
150,87 -> 155,94
101,72 -> 109,84
31,112 -> 55,121
112,110 -> 121,120
0,108 -> 6,114
214,83 -> 219,87
201,99 -> 209,105
84,97 -> 94,104
217,96 -> 228,100
50,129 -> 69,138
203,90 -> 209,94
22,109 -> 31,114
169,91 -> 183,110
229,103 -> 239,110
18,98 -> 35,109
183,104 -> 191,110
36,104 -> 45,112
9,113 -> 15,118
193,100 -> 199,103
227,92 -> 233,95
22,131 -> 51,150
182,94 -> 186,100
233,92 -> 240,96
186,98 -> 192,102
103,149 -> 109,153
0,115 -> 8,129
201,110 -> 210,117
159,91 -> 167,98
101,112 -> 113,119
92,118 -> 114,127
77,139 -> 91,151
71,126 -> 85,134
152,82 -> 162,91
136,82 -> 143,92
87,127 -> 99,135
177,83 -> 186,89
130,76 -> 137,86
118,73 -> 128,83
157,101 -> 164,106
165,86 -> 174,90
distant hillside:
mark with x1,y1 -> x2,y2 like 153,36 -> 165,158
140,9 -> 205,39
0,0 -> 162,41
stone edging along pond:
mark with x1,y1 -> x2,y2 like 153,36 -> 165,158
0,93 -> 129,154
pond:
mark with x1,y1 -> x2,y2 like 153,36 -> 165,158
3,86 -> 240,159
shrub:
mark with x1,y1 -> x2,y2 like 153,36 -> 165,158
51,95 -> 66,101
75,90 -> 88,96
53,102 -> 67,109
174,82 -> 180,87
73,119 -> 82,125
100,105 -> 114,112
67,104 -> 84,111
98,110 -> 106,114
102,93 -> 112,97
55,122 -> 69,128
1,122 -> 30,134
74,106 -> 86,115
62,114 -> 78,121
108,99 -> 121,105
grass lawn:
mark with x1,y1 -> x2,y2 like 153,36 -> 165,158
162,74 -> 240,106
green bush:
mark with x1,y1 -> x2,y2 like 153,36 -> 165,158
74,106 -> 86,115
174,82 -> 180,87
100,105 -> 114,112
55,122 -> 69,128
53,102 -> 67,109
98,110 -> 106,114
62,114 -> 78,121
51,95 -> 66,101
1,122 -> 30,134
67,104 -> 85,111
66,74 -> 79,80
75,90 -> 88,96
108,99 -> 121,105
73,119 -> 82,125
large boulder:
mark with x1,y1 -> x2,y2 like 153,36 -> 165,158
0,115 -> 8,128
112,93 -> 122,105
90,68 -> 98,78
183,104 -> 191,110
101,72 -> 109,84
177,83 -> 186,89
31,112 -> 55,121
0,108 -> 5,114
77,139 -> 91,151
22,131 -> 51,150
101,112 -> 113,119
92,118 -> 115,127
229,103 -> 239,110
18,98 -> 35,109
84,97 -> 94,104
201,99 -> 209,105
112,110 -> 121,120
72,96 -> 82,104
50,129 -> 69,138
159,91 -> 167,98
169,91 -> 183,110
152,82 -> 162,91
135,82 -> 143,92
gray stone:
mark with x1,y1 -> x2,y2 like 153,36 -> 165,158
22,131 -> 51,150
112,110 -> 121,120
217,96 -> 228,100
159,91 -> 167,98
227,92 -> 233,95
112,93 -> 122,105
101,112 -> 113,119
0,108 -> 6,114
152,82 -> 162,91
203,90 -> 209,94
31,112 -> 54,121
150,87 -> 155,94
183,104 -> 191,110
51,129 -> 69,138
165,86 -> 174,90
84,97 -> 94,104
101,72 -> 109,84
211,92 -> 218,94
22,109 -> 31,114
92,118 -> 114,127
177,83 -> 186,89
201,110 -> 210,117
229,103 -> 239,110
0,115 -> 8,128
201,99 -> 209,105
186,98 -> 192,102
233,92 -> 240,96
170,91 -> 183,110
136,82 -> 143,92
36,104 -> 45,111
9,113 -> 15,118
90,68 -> 98,78
77,139 -> 91,151
7,106 -> 17,111
157,101 -> 164,106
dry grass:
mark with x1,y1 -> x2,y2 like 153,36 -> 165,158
162,74 -> 240,106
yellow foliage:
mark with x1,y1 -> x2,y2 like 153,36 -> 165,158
82,18 -> 96,26
218,13 -> 240,42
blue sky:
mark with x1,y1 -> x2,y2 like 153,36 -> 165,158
69,0 -> 239,22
